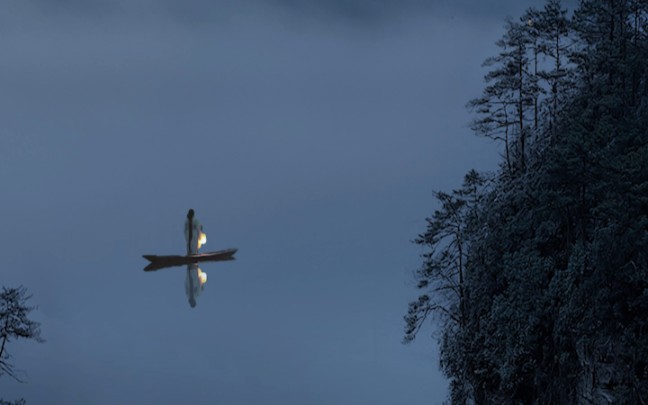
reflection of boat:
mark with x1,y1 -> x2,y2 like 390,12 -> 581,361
143,209 -> 237,308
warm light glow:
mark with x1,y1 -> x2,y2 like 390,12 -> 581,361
198,232 -> 207,249
198,268 -> 208,286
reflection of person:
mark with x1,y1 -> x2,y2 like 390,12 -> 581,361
185,263 -> 207,308
184,209 -> 205,254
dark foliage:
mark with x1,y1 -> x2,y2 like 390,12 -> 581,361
405,0 -> 648,403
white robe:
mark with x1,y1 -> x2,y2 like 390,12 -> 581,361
184,217 -> 203,254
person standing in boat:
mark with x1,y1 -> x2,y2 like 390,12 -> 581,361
184,209 -> 208,308
184,209 -> 207,255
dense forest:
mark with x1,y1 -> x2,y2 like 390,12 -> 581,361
404,0 -> 648,403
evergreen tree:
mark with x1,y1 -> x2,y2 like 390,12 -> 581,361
403,170 -> 487,403
0,286 -> 44,383
533,0 -> 574,138
468,19 -> 539,176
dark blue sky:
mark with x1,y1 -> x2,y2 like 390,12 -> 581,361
1,0 -> 562,403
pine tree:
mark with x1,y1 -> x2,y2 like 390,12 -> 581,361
533,0 -> 574,138
0,286 -> 44,383
468,16 -> 546,177
403,170 -> 487,402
